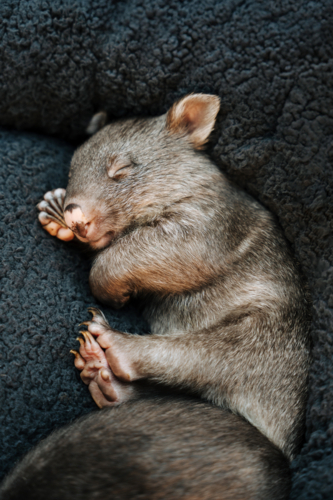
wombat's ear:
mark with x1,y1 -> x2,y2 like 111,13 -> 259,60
86,111 -> 108,135
166,94 -> 220,149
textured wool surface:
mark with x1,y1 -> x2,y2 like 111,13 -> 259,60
0,0 -> 333,498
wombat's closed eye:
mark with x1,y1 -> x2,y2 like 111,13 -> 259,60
106,153 -> 133,180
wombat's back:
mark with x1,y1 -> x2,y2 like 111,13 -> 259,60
0,397 -> 291,500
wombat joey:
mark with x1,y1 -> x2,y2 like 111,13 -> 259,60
1,94 -> 311,499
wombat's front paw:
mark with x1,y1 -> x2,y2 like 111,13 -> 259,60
71,308 -> 136,408
37,188 -> 74,242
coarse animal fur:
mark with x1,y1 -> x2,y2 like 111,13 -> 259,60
0,398 -> 291,500
1,94 -> 311,499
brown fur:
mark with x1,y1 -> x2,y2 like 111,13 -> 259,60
0,398 -> 291,500
3,94 -> 311,499
64,95 -> 310,459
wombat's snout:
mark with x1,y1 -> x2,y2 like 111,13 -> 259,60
64,203 -> 89,239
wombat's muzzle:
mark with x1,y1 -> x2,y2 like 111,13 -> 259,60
64,203 -> 89,239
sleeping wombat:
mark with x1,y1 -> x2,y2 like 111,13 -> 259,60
1,94 -> 311,499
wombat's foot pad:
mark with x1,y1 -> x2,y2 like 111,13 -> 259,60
37,188 -> 74,242
72,308 -> 136,408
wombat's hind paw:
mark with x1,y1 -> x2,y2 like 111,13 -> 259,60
73,323 -> 134,408
37,188 -> 74,241
82,309 -> 139,383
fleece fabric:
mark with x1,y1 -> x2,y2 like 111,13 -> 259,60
0,0 -> 332,498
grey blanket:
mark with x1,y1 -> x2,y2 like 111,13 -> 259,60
0,0 -> 333,498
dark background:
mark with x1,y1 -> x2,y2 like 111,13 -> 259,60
0,1 -> 333,498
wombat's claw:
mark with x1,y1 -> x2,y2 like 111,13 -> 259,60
76,337 -> 85,347
38,202 -> 66,228
70,349 -> 81,359
37,188 -> 66,225
79,321 -> 90,327
45,188 -> 66,212
79,309 -> 111,340
86,307 -> 109,327
37,188 -> 74,242
78,308 -> 107,329
88,307 -> 105,319
70,350 -> 85,370
80,330 -> 95,344
73,324 -> 133,408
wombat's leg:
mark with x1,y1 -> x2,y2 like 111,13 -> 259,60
71,320 -> 135,407
85,311 -> 185,384
37,188 -> 74,241
83,306 -> 291,444
88,225 -> 218,308
86,308 -> 299,458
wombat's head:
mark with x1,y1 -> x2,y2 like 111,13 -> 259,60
64,94 -> 220,249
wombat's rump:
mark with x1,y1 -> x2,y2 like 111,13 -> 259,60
0,398 -> 291,500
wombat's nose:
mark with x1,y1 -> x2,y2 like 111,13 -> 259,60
65,203 -> 81,213
64,203 -> 89,238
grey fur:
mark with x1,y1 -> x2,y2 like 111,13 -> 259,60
1,96 -> 311,499
66,97 -> 311,459
0,397 -> 291,500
